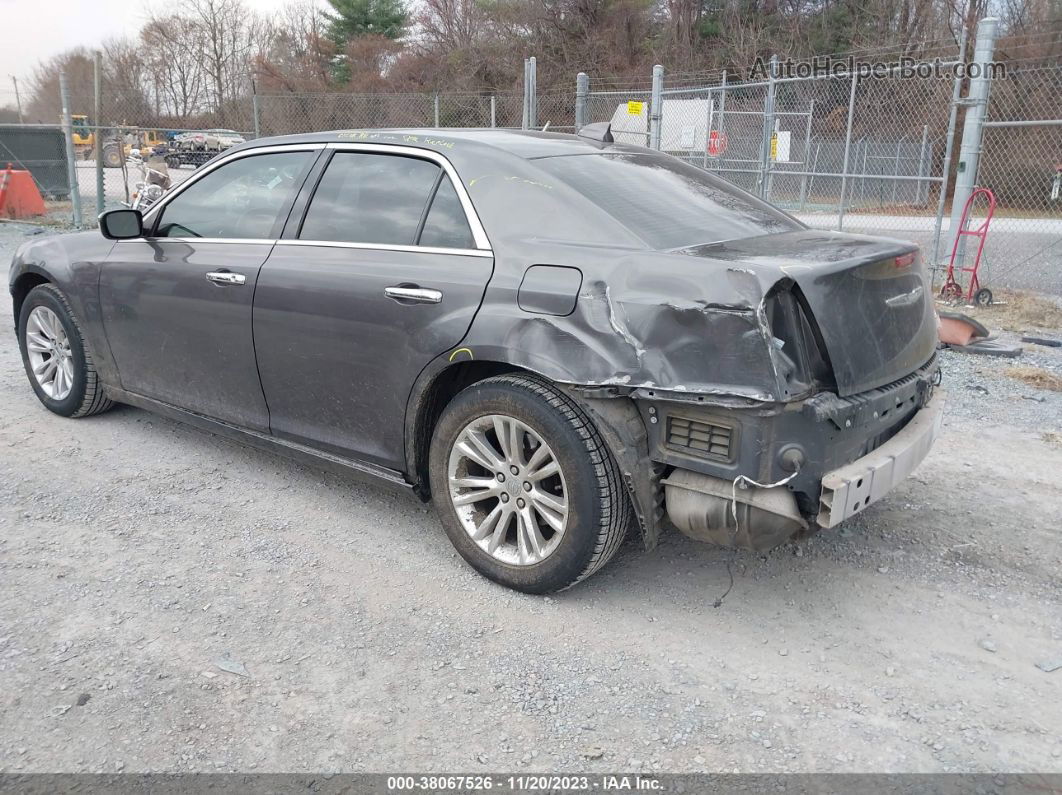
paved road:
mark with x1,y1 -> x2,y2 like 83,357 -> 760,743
2,225 -> 1061,774
797,212 -> 1062,296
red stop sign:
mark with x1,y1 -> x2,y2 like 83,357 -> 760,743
707,130 -> 727,157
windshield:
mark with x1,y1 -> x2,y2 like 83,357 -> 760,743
535,152 -> 802,250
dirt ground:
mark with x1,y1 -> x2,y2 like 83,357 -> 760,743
1,227 -> 1061,775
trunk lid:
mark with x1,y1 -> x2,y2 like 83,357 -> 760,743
680,230 -> 938,397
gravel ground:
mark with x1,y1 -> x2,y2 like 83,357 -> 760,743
1,222 -> 1061,774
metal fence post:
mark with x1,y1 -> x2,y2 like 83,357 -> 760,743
716,71 -> 727,173
930,26 -> 969,269
522,59 -> 530,130
93,51 -> 104,218
59,71 -> 82,229
836,70 -> 860,230
948,16 -> 999,263
649,64 -> 664,150
11,75 -> 24,123
433,93 -> 440,128
798,99 -> 815,210
575,72 -> 589,132
528,57 -> 538,129
758,55 -> 777,198
916,124 -> 929,204
252,86 -> 261,139
490,95 -> 496,128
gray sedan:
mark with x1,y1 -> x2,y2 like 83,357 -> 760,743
9,127 -> 942,592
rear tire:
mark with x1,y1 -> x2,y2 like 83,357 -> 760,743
102,146 -> 122,168
429,374 -> 631,593
18,284 -> 114,418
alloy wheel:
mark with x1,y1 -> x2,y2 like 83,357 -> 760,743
25,306 -> 75,401
447,414 -> 569,566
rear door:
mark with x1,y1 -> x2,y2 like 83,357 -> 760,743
253,145 -> 494,469
100,147 -> 318,429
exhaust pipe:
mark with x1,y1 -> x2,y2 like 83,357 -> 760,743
662,469 -> 808,551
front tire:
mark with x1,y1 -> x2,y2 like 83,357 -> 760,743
18,284 -> 114,418
429,374 -> 631,593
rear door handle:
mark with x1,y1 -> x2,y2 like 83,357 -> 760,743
384,285 -> 443,304
206,271 -> 246,286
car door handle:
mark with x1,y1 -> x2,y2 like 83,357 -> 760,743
206,271 -> 246,286
384,285 -> 443,304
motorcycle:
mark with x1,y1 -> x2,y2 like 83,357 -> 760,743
126,151 -> 172,211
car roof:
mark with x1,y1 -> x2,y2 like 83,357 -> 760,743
232,128 -> 646,161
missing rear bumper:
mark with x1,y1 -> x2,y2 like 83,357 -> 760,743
817,389 -> 944,527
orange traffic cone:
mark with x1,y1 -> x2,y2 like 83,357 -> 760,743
0,163 -> 47,219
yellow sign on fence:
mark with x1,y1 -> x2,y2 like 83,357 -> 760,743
627,101 -> 645,116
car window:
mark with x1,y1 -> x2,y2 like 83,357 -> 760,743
154,151 -> 311,239
300,152 -> 441,245
418,176 -> 475,249
535,152 -> 802,249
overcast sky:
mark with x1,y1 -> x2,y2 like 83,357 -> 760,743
0,0 -> 294,106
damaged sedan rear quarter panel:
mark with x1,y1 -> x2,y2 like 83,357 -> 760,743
416,130 -> 940,550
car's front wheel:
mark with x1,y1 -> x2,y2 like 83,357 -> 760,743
429,374 -> 631,593
18,284 -> 114,418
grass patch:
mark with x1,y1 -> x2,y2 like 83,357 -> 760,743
1005,366 -> 1062,393
956,289 -> 1062,332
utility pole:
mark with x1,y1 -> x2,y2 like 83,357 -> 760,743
948,17 -> 999,263
10,75 -> 24,123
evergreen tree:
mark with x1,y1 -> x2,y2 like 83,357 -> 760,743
324,0 -> 407,44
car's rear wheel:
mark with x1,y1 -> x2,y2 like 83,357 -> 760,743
18,284 -> 114,418
429,374 -> 631,593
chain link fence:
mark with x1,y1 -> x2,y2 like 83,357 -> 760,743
581,47 -> 966,268
1,17 -> 1057,297
975,63 -> 1062,292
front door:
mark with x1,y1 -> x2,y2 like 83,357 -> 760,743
100,148 -> 317,430
253,147 -> 494,469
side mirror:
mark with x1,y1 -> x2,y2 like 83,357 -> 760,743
99,208 -> 144,240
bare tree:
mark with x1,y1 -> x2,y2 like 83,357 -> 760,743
141,15 -> 208,118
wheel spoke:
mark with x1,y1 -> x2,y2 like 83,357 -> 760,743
26,332 -> 50,352
466,428 -> 505,470
43,310 -> 62,340
33,357 -> 55,377
471,503 -> 504,541
530,487 -> 566,516
524,443 -> 550,474
492,416 -> 512,462
451,476 -> 498,490
28,313 -> 49,341
487,510 -> 512,554
531,501 -> 565,533
519,505 -> 545,559
452,484 -> 501,506
515,511 -> 531,564
508,421 -> 524,466
527,459 -> 560,482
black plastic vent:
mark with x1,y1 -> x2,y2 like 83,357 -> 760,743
666,416 -> 733,461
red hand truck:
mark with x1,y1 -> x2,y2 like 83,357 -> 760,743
940,187 -> 996,306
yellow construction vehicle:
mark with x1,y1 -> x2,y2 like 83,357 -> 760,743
71,115 -> 95,154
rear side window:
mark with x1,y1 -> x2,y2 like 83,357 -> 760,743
300,152 -> 440,245
419,176 -> 474,249
155,151 -> 311,239
535,152 -> 801,249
